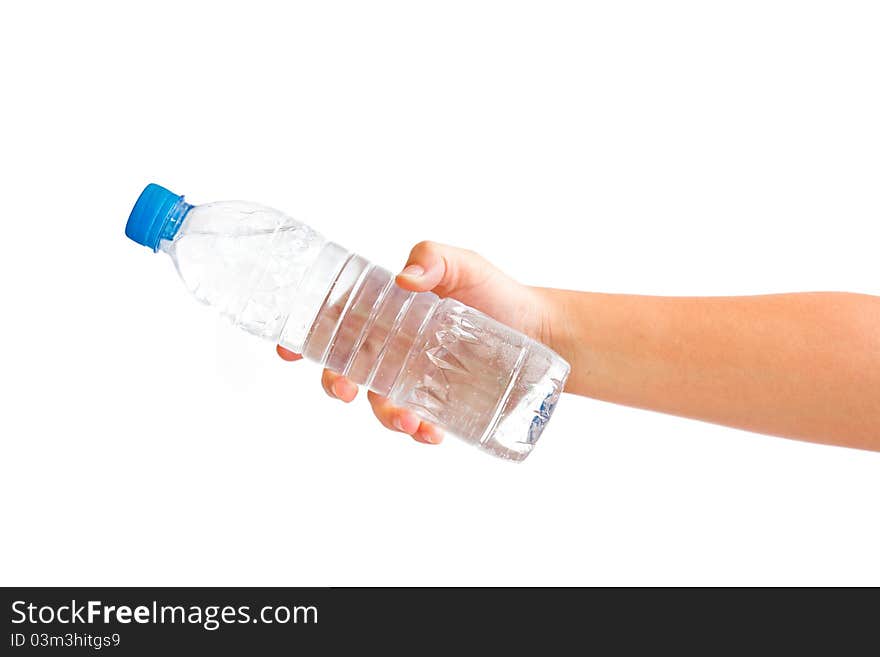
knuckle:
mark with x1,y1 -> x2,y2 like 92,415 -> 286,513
410,240 -> 439,260
463,247 -> 482,261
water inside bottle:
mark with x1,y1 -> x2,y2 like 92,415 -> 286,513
162,201 -> 326,340
300,253 -> 569,460
163,200 -> 569,460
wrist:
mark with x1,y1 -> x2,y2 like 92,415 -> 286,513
526,286 -> 572,360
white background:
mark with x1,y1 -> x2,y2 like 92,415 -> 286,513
1,1 -> 878,586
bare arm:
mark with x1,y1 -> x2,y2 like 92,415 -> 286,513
540,290 -> 880,450
279,241 -> 880,452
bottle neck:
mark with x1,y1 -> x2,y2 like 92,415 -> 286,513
158,198 -> 193,247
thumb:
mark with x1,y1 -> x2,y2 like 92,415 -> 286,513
395,240 -> 496,297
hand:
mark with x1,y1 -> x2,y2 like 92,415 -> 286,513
277,241 -> 547,446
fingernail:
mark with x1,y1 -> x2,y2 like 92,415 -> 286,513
332,379 -> 354,401
399,264 -> 425,279
393,411 -> 416,433
416,425 -> 443,444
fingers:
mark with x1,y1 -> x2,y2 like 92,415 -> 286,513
277,346 -> 357,403
321,368 -> 358,403
276,345 -> 303,361
277,347 -> 357,403
277,342 -> 442,446
395,240 -> 496,297
367,391 -> 443,444
413,422 -> 444,445
367,391 -> 444,444
367,391 -> 420,433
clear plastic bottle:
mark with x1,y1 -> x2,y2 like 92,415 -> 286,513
125,183 -> 569,460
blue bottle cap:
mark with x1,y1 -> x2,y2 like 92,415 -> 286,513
125,183 -> 190,251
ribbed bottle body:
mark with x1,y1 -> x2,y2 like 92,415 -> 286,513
279,245 -> 569,460
160,199 -> 568,461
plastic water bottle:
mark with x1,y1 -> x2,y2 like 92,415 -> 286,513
125,183 -> 569,460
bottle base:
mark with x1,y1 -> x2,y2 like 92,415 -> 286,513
476,349 -> 570,462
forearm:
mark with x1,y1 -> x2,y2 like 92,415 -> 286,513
534,289 -> 880,450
